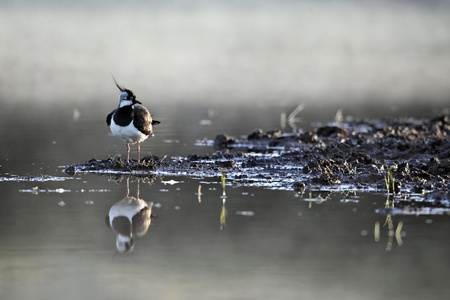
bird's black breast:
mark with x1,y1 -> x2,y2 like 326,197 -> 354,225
106,108 -> 117,126
112,106 -> 134,126
111,216 -> 132,236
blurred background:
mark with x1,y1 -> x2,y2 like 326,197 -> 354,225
2,0 -> 450,172
1,0 -> 449,108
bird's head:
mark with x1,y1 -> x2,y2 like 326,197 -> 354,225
116,234 -> 134,253
112,75 -> 142,107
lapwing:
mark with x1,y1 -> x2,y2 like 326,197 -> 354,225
105,196 -> 152,253
106,78 -> 160,164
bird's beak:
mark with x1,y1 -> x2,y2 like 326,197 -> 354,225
133,99 -> 142,105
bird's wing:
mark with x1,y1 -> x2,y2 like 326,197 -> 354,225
133,105 -> 153,135
106,109 -> 117,126
132,206 -> 152,237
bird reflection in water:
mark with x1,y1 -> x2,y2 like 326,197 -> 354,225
105,177 -> 153,253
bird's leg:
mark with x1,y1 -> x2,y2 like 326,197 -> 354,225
136,178 -> 140,199
126,143 -> 130,164
126,176 -> 130,197
137,142 -> 141,165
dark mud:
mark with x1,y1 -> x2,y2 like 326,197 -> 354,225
65,115 -> 449,203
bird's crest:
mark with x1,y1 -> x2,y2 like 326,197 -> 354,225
111,74 -> 136,99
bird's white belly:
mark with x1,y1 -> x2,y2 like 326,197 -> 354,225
108,197 -> 149,226
110,120 -> 148,144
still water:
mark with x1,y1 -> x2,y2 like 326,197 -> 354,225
0,101 -> 449,300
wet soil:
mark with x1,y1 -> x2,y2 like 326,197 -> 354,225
65,115 -> 449,201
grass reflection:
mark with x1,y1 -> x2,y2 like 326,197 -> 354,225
376,166 -> 405,251
220,199 -> 227,230
197,184 -> 202,203
374,218 -> 404,249
220,171 -> 227,230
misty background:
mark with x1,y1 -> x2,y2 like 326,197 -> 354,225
1,0 -> 449,110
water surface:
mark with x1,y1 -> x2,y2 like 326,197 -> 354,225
1,102 -> 449,300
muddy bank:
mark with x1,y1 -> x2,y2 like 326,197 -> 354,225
65,115 -> 449,198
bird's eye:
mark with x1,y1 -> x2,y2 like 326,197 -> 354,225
125,89 -> 136,100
